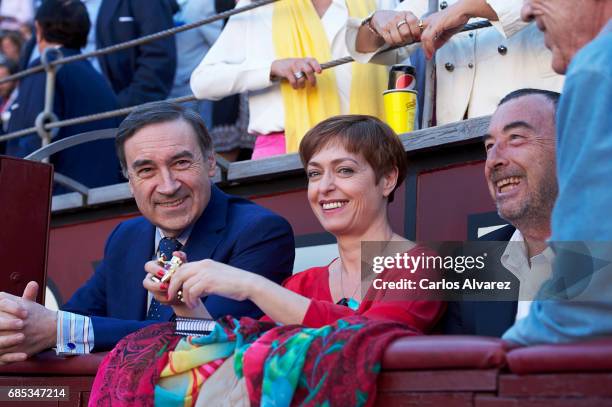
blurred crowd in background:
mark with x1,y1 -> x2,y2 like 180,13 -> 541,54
0,0 -> 251,165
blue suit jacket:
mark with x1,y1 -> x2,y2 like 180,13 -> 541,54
95,0 -> 177,107
442,225 -> 519,337
62,185 -> 295,351
5,47 -> 122,193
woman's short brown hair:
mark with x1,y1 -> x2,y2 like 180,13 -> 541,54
299,114 -> 408,202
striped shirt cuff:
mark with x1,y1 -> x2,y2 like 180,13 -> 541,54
55,311 -> 94,355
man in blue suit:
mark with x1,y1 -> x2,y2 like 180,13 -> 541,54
95,0 -> 177,107
5,0 -> 123,193
0,101 -> 294,363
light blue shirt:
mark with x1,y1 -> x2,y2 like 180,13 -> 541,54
503,19 -> 612,345
169,0 -> 222,98
81,0 -> 103,73
56,311 -> 94,355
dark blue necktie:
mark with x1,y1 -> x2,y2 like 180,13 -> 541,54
146,237 -> 183,320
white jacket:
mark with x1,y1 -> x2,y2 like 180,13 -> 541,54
346,0 -> 564,125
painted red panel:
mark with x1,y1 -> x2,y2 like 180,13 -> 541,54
378,369 -> 498,392
416,161 -> 495,241
48,213 -> 138,303
249,189 -> 325,236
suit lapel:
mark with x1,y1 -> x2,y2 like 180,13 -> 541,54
182,184 -> 228,260
97,0 -> 121,45
157,185 -> 228,321
123,221 -> 156,320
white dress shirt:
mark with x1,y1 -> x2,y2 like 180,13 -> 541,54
81,0 -> 103,73
500,229 -> 554,321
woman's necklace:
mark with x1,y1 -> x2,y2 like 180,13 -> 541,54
337,260 -> 360,311
336,232 -> 396,310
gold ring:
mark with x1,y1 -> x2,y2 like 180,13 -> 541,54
418,19 -> 424,31
396,19 -> 407,29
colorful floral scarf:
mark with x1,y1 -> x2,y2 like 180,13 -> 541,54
89,322 -> 180,406
90,316 -> 417,407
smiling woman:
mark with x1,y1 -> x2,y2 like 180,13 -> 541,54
301,114 -> 408,242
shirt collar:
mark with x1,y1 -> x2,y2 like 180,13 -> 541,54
501,229 -> 554,278
501,229 -> 529,275
154,224 -> 193,253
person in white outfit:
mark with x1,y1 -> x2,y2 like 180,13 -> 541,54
347,0 -> 564,125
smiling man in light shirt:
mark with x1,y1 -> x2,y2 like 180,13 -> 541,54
484,88 -> 559,321
443,88 -> 560,336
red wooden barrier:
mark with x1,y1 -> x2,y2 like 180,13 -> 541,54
1,336 -> 610,406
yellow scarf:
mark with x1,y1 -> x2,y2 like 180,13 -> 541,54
272,0 -> 387,153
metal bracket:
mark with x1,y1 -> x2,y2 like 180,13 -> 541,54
36,47 -> 64,149
34,110 -> 60,145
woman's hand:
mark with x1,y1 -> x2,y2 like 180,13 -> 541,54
420,5 -> 470,59
370,10 -> 423,47
270,58 -> 322,89
143,251 -> 210,318
166,259 -> 256,309
420,0 -> 499,59
143,262 -> 181,306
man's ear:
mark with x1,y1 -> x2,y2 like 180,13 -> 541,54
382,167 -> 399,198
207,153 -> 217,178
126,174 -> 134,195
